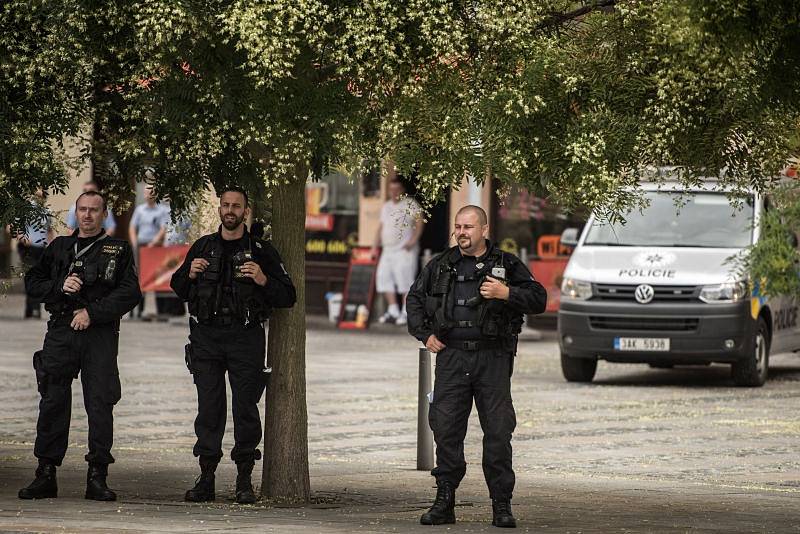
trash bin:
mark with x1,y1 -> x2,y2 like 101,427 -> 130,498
325,292 -> 343,323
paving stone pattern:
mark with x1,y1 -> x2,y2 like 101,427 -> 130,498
1,294 -> 799,532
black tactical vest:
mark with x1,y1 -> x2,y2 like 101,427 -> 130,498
424,245 -> 523,342
47,236 -> 125,316
188,234 -> 270,325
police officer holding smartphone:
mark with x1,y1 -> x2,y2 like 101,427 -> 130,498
406,205 -> 547,528
171,187 -> 296,504
19,190 -> 141,501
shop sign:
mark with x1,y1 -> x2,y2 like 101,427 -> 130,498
306,213 -> 334,231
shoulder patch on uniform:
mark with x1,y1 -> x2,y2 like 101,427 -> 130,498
101,244 -> 123,255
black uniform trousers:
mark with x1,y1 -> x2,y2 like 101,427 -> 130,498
189,322 -> 266,464
429,347 -> 516,500
34,321 -> 122,466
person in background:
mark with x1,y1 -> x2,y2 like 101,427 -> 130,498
371,178 -> 424,326
16,189 -> 56,318
66,180 -> 117,237
129,184 -> 170,317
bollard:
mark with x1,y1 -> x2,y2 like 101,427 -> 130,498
519,247 -> 528,266
144,290 -> 158,319
422,248 -> 433,268
417,347 -> 435,471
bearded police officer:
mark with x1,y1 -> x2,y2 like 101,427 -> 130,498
19,191 -> 141,501
406,205 -> 547,528
171,187 -> 296,504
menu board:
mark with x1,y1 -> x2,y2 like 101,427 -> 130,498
338,247 -> 379,329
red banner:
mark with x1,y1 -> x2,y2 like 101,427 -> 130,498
139,245 -> 190,292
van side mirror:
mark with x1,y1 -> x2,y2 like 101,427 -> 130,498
560,228 -> 580,247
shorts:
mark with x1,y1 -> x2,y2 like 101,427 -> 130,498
376,247 -> 419,294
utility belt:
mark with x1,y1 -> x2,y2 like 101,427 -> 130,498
47,315 -> 117,331
195,313 -> 262,329
46,299 -> 80,319
442,338 -> 506,351
48,316 -> 76,327
47,304 -> 83,326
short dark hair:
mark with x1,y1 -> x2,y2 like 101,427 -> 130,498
76,190 -> 107,211
456,205 -> 487,226
218,186 -> 249,207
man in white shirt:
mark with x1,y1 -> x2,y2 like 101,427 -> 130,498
371,179 -> 424,325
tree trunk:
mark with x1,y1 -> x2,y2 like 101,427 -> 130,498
262,171 -> 310,503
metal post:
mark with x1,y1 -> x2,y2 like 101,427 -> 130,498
422,248 -> 433,268
519,247 -> 528,266
417,347 -> 435,471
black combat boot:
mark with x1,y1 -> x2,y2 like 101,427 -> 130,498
85,463 -> 117,501
491,499 -> 516,528
18,461 -> 58,499
235,461 -> 256,504
185,457 -> 217,502
420,482 -> 456,525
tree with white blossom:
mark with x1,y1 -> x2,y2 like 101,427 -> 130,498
2,0 -> 798,502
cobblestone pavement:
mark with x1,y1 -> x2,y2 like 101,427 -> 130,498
1,294 -> 800,532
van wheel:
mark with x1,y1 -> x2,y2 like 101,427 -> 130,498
561,352 -> 597,382
732,316 -> 769,387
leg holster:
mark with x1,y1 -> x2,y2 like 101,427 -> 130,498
33,350 -> 76,396
184,343 -> 194,374
33,351 -> 47,395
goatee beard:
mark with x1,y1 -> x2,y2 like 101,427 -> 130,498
222,217 -> 242,231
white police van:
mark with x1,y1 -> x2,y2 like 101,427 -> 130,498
557,181 -> 800,387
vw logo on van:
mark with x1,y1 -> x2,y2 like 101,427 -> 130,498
634,284 -> 655,304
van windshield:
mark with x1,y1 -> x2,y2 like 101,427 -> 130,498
583,191 -> 754,248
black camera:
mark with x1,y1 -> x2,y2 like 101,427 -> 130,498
232,251 -> 254,282
466,266 -> 507,307
67,260 -> 97,286
69,259 -> 85,280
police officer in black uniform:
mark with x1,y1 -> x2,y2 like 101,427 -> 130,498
19,191 -> 141,501
407,205 -> 547,528
171,187 -> 296,504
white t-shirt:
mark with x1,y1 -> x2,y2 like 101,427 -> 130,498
380,197 -> 421,251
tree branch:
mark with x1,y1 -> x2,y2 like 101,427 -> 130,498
538,0 -> 618,31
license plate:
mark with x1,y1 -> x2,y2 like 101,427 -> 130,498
614,337 -> 670,351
